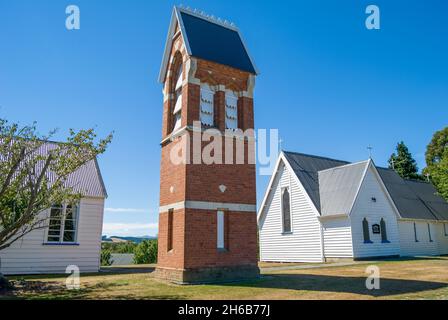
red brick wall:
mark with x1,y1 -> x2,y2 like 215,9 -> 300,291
239,97 -> 254,131
157,208 -> 186,269
185,83 -> 200,127
196,59 -> 250,92
183,208 -> 258,269
185,136 -> 256,204
159,139 -> 186,207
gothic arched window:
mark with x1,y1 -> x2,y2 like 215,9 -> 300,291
428,223 -> 433,242
380,218 -> 388,242
414,222 -> 419,242
363,218 -> 371,243
282,188 -> 291,233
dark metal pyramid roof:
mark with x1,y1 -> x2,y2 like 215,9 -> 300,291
179,11 -> 256,74
159,7 -> 258,83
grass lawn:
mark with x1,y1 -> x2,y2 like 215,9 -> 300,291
2,256 -> 448,300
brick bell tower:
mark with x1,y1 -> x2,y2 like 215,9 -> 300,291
155,6 -> 259,283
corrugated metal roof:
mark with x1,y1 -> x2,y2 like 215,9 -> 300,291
404,179 -> 448,221
318,161 -> 369,216
64,157 -> 107,198
283,151 -> 448,221
29,142 -> 107,198
376,168 -> 438,220
283,151 -> 348,211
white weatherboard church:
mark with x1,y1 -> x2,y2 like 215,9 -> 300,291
258,151 -> 448,262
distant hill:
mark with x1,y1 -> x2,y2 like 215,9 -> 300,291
102,235 -> 157,244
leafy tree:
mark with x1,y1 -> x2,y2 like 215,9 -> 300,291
0,118 -> 112,281
101,241 -> 137,254
425,127 -> 448,165
423,127 -> 448,200
133,240 -> 158,264
388,141 -> 422,180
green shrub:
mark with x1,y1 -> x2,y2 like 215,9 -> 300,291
101,242 -> 137,254
100,249 -> 113,266
133,240 -> 158,264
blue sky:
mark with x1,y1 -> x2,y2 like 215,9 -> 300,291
1,1 -> 447,237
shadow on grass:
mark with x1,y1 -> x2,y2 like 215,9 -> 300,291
227,273 -> 448,298
99,266 -> 156,275
370,256 -> 448,263
1,278 -> 186,300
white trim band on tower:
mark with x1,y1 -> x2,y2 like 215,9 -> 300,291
159,201 -> 257,213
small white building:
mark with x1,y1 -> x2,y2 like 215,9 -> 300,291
0,144 -> 107,275
258,151 -> 448,262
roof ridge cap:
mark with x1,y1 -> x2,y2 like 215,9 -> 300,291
283,150 -> 350,163
318,159 -> 370,174
176,6 -> 239,31
404,178 -> 430,184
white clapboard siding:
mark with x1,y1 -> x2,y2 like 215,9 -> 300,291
0,197 -> 104,275
259,161 -> 323,263
398,221 -> 440,256
322,217 -> 353,258
435,223 -> 448,255
350,167 -> 401,259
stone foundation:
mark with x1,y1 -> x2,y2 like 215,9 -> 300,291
154,265 -> 260,284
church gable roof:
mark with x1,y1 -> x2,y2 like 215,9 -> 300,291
318,161 -> 369,216
281,151 -> 448,222
158,6 -> 258,83
283,151 -> 348,212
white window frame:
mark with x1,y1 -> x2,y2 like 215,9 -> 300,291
280,186 -> 293,234
225,92 -> 238,130
45,203 -> 80,244
200,86 -> 214,127
217,210 -> 225,249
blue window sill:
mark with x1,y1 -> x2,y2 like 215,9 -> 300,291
43,242 -> 80,246
364,240 -> 373,244
282,232 -> 293,235
217,248 -> 228,253
382,240 -> 391,243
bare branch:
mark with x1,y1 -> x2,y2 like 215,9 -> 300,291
0,146 -> 25,199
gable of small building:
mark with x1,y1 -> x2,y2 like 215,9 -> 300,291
0,142 -> 107,275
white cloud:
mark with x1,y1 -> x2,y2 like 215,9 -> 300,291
102,222 -> 158,237
105,208 -> 148,213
